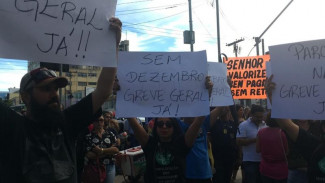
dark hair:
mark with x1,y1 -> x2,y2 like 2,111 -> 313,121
235,104 -> 243,112
152,118 -> 183,141
219,107 -> 230,120
250,104 -> 265,114
265,111 -> 278,127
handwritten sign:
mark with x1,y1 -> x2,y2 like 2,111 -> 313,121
224,55 -> 270,99
116,51 -> 210,117
0,0 -> 117,67
208,62 -> 233,106
269,39 -> 325,120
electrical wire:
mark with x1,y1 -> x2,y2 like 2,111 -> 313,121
116,3 -> 186,13
121,2 -> 203,26
193,11 -> 217,41
117,0 -> 154,5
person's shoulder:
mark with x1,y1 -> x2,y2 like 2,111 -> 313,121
239,119 -> 250,126
257,127 -> 267,133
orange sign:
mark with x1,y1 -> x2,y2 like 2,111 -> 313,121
224,55 -> 270,99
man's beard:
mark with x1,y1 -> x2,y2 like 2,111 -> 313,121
30,95 -> 65,131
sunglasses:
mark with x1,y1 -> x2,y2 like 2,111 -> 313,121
24,68 -> 57,91
156,121 -> 173,128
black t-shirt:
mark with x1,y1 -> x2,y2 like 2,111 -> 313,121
0,94 -> 101,183
143,136 -> 190,183
296,128 -> 325,183
210,119 -> 237,160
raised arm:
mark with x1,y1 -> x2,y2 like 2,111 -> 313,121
126,118 -> 149,147
264,75 -> 299,142
184,116 -> 206,147
276,119 -> 299,142
92,17 -> 122,113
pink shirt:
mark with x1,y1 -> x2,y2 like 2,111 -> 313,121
257,127 -> 288,180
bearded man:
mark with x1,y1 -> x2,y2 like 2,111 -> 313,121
0,17 -> 122,183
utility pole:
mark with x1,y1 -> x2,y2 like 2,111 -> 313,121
226,38 -> 245,57
188,0 -> 194,52
216,0 -> 221,62
254,0 -> 294,55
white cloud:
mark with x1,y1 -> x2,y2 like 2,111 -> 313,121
0,59 -> 27,91
1,0 -> 325,90
118,0 -> 325,60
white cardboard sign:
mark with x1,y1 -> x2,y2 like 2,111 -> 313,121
269,39 -> 325,120
0,0 -> 117,67
208,62 -> 233,106
116,51 -> 210,117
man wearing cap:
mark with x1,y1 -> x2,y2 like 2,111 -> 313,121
0,17 -> 122,183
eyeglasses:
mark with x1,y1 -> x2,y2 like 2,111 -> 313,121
156,121 -> 173,128
24,68 -> 57,91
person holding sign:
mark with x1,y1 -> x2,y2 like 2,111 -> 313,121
0,17 -> 122,183
265,75 -> 325,183
209,105 -> 239,183
177,78 -> 216,183
127,116 -> 206,183
124,77 -> 212,183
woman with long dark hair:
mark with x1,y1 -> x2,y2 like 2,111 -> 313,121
127,116 -> 206,183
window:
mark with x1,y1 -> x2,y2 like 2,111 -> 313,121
71,65 -> 79,69
88,73 -> 97,77
78,73 -> 87,77
78,82 -> 87,86
88,82 -> 97,85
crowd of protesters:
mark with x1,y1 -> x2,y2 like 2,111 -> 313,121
1,16 -> 324,183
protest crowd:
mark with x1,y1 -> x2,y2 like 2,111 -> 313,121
1,9 -> 325,183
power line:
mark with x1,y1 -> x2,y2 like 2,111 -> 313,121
125,28 -> 217,43
126,26 -> 183,36
123,10 -> 187,26
117,3 -> 186,13
124,23 -> 181,32
117,0 -> 154,5
193,11 -> 217,41
122,3 -> 204,26
125,24 -> 217,40
124,23 -> 217,39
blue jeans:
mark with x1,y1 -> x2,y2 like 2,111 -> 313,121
242,161 -> 262,183
287,169 -> 308,183
105,164 -> 116,183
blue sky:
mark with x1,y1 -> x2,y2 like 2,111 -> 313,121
1,0 -> 324,91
